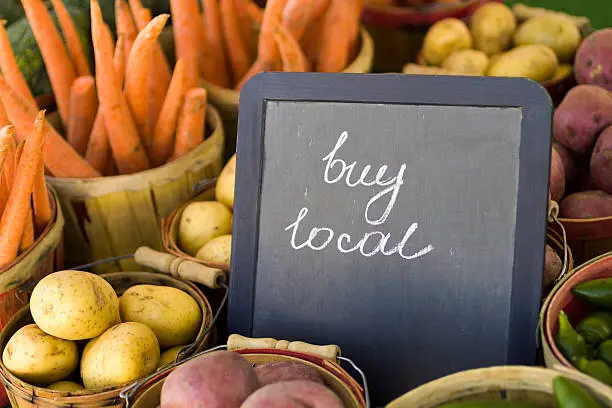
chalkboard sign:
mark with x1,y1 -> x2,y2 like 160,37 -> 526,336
229,73 -> 552,406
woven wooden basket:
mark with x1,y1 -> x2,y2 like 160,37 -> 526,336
122,334 -> 369,408
385,365 -> 612,407
0,269 -> 215,408
47,106 -> 224,273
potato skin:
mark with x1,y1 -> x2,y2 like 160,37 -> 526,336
559,190 -> 612,219
590,125 -> 612,194
513,14 -> 581,62
422,18 -> 472,66
574,28 -> 612,91
119,285 -> 203,349
158,345 -> 185,369
241,380 -> 345,408
487,44 -> 558,82
47,381 -> 85,392
30,270 -> 120,341
553,85 -> 612,154
544,245 -> 563,288
195,234 -> 232,265
552,142 -> 577,183
2,324 -> 78,386
255,361 -> 324,386
550,147 -> 566,202
81,322 -> 160,389
470,2 -> 516,56
441,49 -> 489,75
216,154 -> 236,210
178,201 -> 233,256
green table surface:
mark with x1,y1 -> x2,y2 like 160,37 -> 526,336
505,0 -> 612,29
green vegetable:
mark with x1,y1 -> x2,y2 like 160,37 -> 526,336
0,0 -> 26,27
576,311 -> 612,346
578,358 -> 612,386
573,279 -> 612,309
556,311 -> 593,364
436,402 -> 541,408
553,376 -> 603,408
597,339 -> 612,367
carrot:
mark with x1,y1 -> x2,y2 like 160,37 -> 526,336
85,36 -> 126,174
273,23 -> 311,72
32,144 -> 52,233
49,0 -> 92,76
201,0 -> 232,88
0,126 -> 13,215
0,102 -> 9,127
91,0 -> 150,175
0,75 -> 101,178
170,0 -> 202,90
125,14 -> 169,146
171,88 -> 207,161
150,59 -> 186,166
67,76 -> 98,155
234,0 -> 258,61
282,0 -> 330,41
221,0 -> 252,85
315,0 -> 363,73
300,16 -> 324,65
3,135 -> 16,193
21,0 -> 77,126
0,22 -> 37,110
0,111 -> 44,267
258,0 -> 289,62
14,141 -> 34,252
115,0 -> 138,69
234,55 -> 280,91
243,0 -> 264,25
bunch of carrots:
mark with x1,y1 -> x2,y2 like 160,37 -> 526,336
0,112 -> 53,268
0,0 -> 211,179
172,0 -> 365,91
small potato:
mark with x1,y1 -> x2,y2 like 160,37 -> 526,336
487,44 -> 558,82
47,381 -> 85,392
30,270 -> 120,341
552,142 -> 577,183
158,345 -> 185,369
441,49 -> 489,75
255,361 -> 324,386
81,322 -> 160,389
560,190 -> 612,219
422,18 -> 472,66
178,201 -> 233,256
574,28 -> 612,91
2,324 -> 78,386
514,14 -> 581,62
402,63 -> 471,76
216,154 -> 236,210
549,63 -> 574,83
590,125 -> 612,194
241,380 -> 345,408
550,147 -> 566,202
544,245 -> 563,288
470,2 -> 517,56
119,285 -> 203,349
195,234 -> 232,265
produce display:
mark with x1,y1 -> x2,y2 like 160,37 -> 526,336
160,350 -> 345,407
1,270 -> 204,390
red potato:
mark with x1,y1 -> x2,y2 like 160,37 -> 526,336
574,28 -> 612,91
550,146 -> 566,202
553,85 -> 612,154
552,142 -> 577,183
590,125 -> 612,194
160,351 -> 260,408
240,380 -> 344,408
544,244 -> 562,288
254,361 -> 324,386
559,190 -> 612,219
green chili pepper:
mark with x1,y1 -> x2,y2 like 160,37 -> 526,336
556,310 -> 592,364
573,279 -> 612,309
578,358 -> 612,386
576,311 -> 612,346
553,376 -> 603,408
597,339 -> 612,367
437,402 -> 542,408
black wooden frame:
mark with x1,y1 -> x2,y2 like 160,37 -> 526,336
229,72 -> 552,369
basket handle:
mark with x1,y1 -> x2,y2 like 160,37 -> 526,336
134,247 -> 226,289
227,334 -> 341,361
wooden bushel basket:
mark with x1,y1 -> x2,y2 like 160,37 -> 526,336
121,334 -> 369,408
47,106 -> 225,273
551,212 -> 612,267
385,365 -> 612,407
0,266 -> 216,408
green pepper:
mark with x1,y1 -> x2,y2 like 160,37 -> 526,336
597,339 -> 612,367
437,402 -> 542,408
578,358 -> 612,386
553,376 -> 603,408
576,311 -> 612,346
556,311 -> 592,364
573,279 -> 612,309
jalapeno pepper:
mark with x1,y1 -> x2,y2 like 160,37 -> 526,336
556,310 -> 592,364
578,357 -> 612,386
576,311 -> 612,346
597,339 -> 612,367
573,278 -> 612,309
553,376 -> 603,408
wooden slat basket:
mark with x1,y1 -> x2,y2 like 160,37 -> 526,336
47,106 -> 225,273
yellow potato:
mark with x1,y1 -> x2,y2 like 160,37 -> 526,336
178,201 -> 233,256
441,50 -> 490,75
487,44 -> 559,82
422,18 -> 472,66
216,154 -> 236,210
119,285 -> 203,349
30,270 -> 120,341
2,324 -> 78,385
548,63 -> 573,82
196,234 -> 232,265
402,64 -> 466,76
157,345 -> 185,369
470,2 -> 517,56
513,14 -> 581,62
81,322 -> 160,389
47,381 -> 85,392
